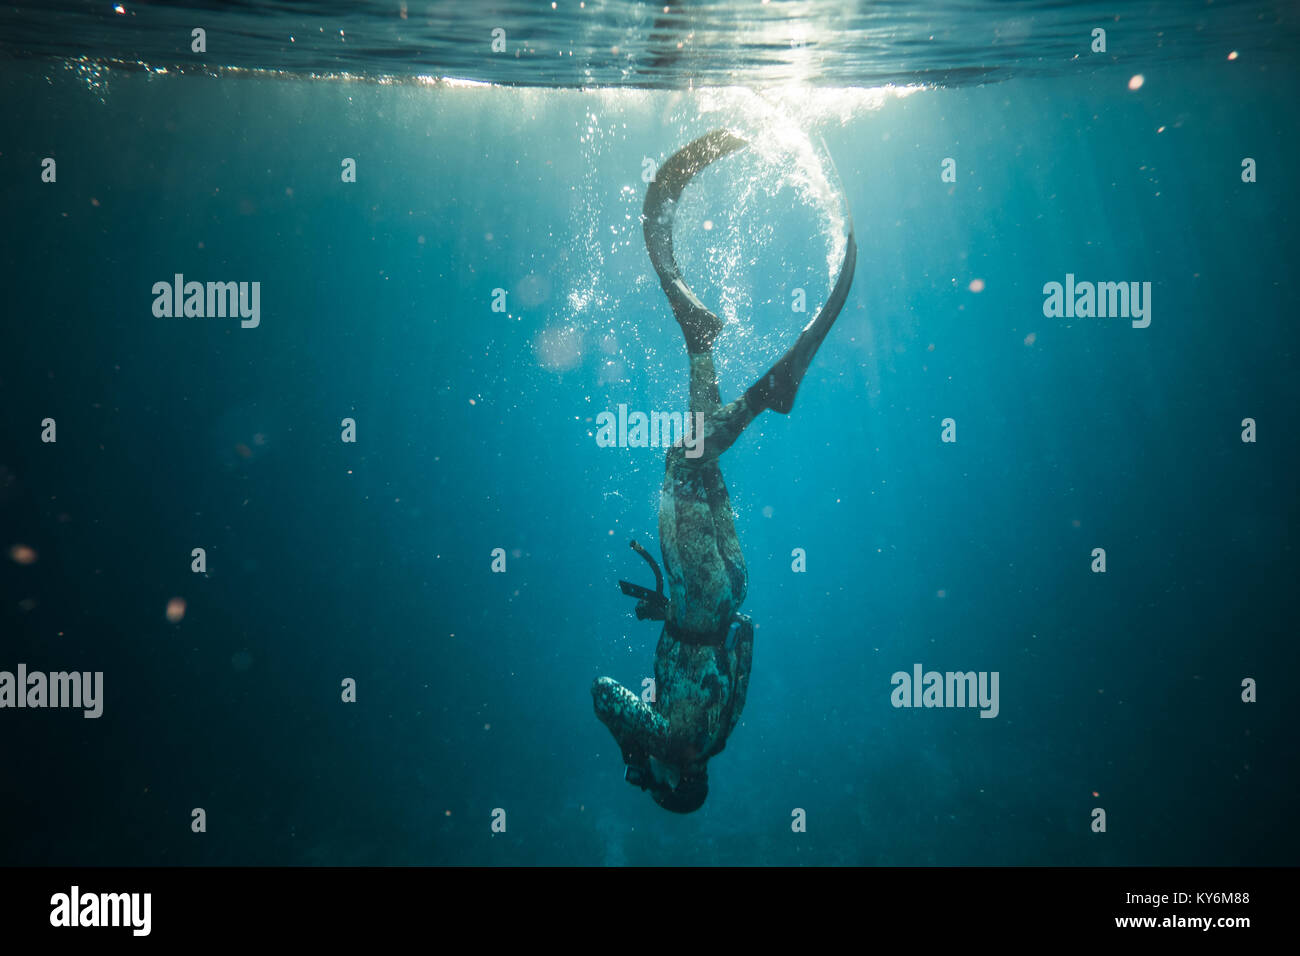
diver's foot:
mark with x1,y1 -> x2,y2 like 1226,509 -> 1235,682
744,331 -> 818,415
664,277 -> 723,354
680,309 -> 722,354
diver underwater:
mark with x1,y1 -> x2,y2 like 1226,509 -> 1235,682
591,129 -> 858,813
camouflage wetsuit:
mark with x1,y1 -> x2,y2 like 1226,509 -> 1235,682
592,129 -> 857,813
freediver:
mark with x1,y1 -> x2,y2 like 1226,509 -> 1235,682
591,129 -> 858,813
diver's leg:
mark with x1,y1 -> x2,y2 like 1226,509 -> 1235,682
688,352 -> 722,415
591,676 -> 670,767
662,340 -> 753,634
700,395 -> 758,460
659,457 -> 749,634
683,344 -> 764,461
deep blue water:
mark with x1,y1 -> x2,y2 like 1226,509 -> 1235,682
1,2 -> 1298,865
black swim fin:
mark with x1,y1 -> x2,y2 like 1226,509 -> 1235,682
643,129 -> 749,285
745,225 -> 858,415
643,130 -> 749,353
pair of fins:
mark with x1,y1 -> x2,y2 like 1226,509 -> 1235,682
642,128 -> 859,415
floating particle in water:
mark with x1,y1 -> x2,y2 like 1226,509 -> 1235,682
113,4 -> 125,14
213,402 -> 280,468
968,278 -> 985,293
936,589 -> 947,599
1024,332 -> 1037,346
1228,50 -> 1239,61
516,273 -> 552,307
9,544 -> 37,565
597,359 -> 627,385
1092,791 -> 1100,798
166,597 -> 186,623
1128,74 -> 1145,91
703,220 -> 714,231
231,650 -> 253,672
761,505 -> 774,518
1071,519 -> 1081,528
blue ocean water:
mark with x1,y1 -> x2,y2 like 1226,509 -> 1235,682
1,2 -> 1297,866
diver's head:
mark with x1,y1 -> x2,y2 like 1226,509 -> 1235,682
652,770 -> 708,814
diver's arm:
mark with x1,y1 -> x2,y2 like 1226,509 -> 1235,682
591,676 -> 672,764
